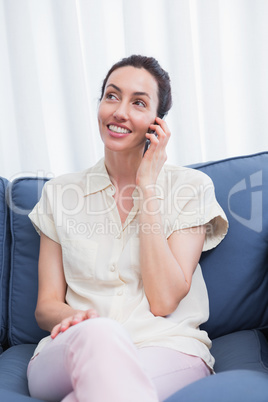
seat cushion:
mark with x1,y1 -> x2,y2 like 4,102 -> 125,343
165,369 -> 268,402
0,344 -> 36,395
0,177 -> 10,352
196,152 -> 268,339
0,344 -> 45,401
7,178 -> 49,346
211,329 -> 268,373
0,390 -> 44,402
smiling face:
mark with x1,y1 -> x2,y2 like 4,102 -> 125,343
98,66 -> 159,154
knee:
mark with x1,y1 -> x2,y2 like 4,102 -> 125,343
85,317 -> 128,340
66,318 -> 137,365
73,318 -> 130,346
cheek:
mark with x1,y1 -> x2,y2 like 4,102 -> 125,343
98,101 -> 110,123
134,113 -> 155,130
97,107 -> 107,138
97,104 -> 104,123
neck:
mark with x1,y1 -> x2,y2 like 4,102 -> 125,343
104,147 -> 143,188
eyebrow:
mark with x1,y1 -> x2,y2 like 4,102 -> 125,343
106,84 -> 151,99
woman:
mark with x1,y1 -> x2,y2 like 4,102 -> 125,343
27,55 -> 228,402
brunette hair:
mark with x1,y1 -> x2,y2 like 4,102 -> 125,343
100,55 -> 172,118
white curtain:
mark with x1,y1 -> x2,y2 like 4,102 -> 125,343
1,0 -> 268,180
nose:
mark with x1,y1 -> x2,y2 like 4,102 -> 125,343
113,102 -> 129,121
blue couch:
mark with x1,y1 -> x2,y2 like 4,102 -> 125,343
0,152 -> 268,401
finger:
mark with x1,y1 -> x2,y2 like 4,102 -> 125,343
144,133 -> 158,157
149,124 -> 166,143
147,129 -> 167,155
71,314 -> 84,325
51,323 -> 61,339
145,131 -> 159,145
85,309 -> 99,319
155,116 -> 167,129
154,117 -> 171,143
60,321 -> 72,333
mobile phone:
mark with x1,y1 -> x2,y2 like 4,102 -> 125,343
143,115 -> 164,156
143,113 -> 165,155
143,128 -> 157,156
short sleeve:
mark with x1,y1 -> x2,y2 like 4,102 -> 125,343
166,169 -> 228,252
28,181 -> 60,243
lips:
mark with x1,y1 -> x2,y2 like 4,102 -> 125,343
107,124 -> 132,138
108,124 -> 131,134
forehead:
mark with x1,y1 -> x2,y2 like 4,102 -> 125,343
106,66 -> 159,99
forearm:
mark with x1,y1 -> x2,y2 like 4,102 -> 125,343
138,188 -> 190,316
35,299 -> 77,333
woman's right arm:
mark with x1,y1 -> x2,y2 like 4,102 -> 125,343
35,232 -> 98,338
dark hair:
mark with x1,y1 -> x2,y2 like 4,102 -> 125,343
100,55 -> 172,118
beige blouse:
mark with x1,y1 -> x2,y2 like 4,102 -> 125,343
29,158 -> 228,369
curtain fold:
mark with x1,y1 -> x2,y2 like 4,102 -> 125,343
1,0 -> 268,180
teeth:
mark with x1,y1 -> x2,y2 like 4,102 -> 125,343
108,125 -> 130,134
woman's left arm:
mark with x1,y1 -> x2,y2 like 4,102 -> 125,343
136,117 -> 206,316
139,218 -> 206,317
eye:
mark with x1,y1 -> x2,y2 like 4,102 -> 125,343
134,100 -> 146,107
106,93 -> 118,101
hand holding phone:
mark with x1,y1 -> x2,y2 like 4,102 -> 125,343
137,116 -> 170,188
143,128 -> 157,156
143,115 -> 165,156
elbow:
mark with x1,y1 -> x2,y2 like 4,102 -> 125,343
149,285 -> 190,317
150,304 -> 175,317
149,298 -> 180,317
35,305 -> 47,331
35,306 -> 42,327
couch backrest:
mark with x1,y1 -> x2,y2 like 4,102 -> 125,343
7,178 -> 49,346
198,152 -> 268,339
0,177 -> 10,352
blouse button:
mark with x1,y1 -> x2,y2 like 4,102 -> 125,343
110,265 -> 116,272
117,290 -> 123,296
109,186 -> 115,195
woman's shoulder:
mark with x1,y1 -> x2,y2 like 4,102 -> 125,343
45,158 -> 106,188
160,163 -> 213,187
49,169 -> 89,184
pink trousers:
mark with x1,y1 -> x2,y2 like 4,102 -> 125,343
27,318 -> 210,402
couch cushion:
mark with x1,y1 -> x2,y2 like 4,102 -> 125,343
0,344 -> 36,394
0,390 -> 44,402
0,177 -> 10,352
211,329 -> 268,373
0,344 -> 45,401
165,369 -> 268,402
7,178 -> 49,346
196,152 -> 268,339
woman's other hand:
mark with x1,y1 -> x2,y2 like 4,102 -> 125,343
51,309 -> 99,339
